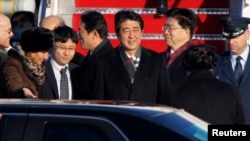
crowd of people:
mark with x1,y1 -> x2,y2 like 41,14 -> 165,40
0,8 -> 250,125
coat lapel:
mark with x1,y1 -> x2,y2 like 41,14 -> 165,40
240,48 -> 250,88
110,49 -> 131,87
45,62 -> 60,98
133,48 -> 151,84
221,55 -> 238,85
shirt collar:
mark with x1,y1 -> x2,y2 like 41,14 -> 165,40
50,57 -> 69,72
231,46 -> 249,62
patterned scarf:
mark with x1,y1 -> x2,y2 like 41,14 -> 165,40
120,45 -> 141,83
22,56 -> 45,85
166,41 -> 191,68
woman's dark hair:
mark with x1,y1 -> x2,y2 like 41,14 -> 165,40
183,44 -> 218,71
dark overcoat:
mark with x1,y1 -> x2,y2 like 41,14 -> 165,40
214,48 -> 250,124
74,39 -> 113,99
92,47 -> 171,104
171,70 -> 245,124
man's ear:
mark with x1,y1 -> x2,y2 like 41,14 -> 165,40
92,30 -> 99,39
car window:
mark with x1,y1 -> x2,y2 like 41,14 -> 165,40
0,114 -> 4,140
22,114 -> 128,141
0,113 -> 28,141
43,123 -> 110,141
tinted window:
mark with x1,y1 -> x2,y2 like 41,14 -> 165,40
43,123 -> 110,141
0,114 -> 5,140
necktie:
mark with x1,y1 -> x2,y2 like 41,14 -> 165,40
124,57 -> 136,83
234,56 -> 243,84
60,67 -> 69,99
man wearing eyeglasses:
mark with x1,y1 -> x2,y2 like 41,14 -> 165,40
162,8 -> 198,87
0,14 -> 14,64
40,25 -> 80,99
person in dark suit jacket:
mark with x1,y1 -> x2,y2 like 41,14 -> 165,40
91,10 -> 171,104
170,44 -> 245,124
214,16 -> 250,124
40,25 -> 79,99
75,10 -> 113,99
162,8 -> 198,87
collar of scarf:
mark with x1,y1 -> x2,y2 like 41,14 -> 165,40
22,55 -> 45,85
166,41 -> 192,68
119,45 -> 141,83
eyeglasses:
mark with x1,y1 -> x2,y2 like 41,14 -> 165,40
56,46 -> 76,51
162,25 -> 183,31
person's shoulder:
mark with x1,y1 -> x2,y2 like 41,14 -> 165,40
214,78 -> 239,92
218,50 -> 231,57
69,61 -> 79,69
141,47 -> 163,55
215,50 -> 230,63
2,55 -> 23,68
71,52 -> 85,65
141,47 -> 166,61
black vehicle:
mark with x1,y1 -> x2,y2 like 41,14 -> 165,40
0,99 -> 208,141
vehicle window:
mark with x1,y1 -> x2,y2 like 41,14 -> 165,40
0,114 -> 4,140
0,114 -> 28,141
43,123 -> 110,141
104,112 -> 192,141
22,114 -> 127,141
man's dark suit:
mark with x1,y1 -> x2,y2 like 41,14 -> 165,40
0,51 -> 7,65
75,39 -> 113,99
214,48 -> 250,124
71,52 -> 85,65
40,60 -> 79,99
166,49 -> 189,87
92,47 -> 171,104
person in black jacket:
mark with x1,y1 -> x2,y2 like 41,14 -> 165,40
40,25 -> 79,99
170,44 -> 245,124
91,10 -> 171,104
75,10 -> 113,99
162,8 -> 198,87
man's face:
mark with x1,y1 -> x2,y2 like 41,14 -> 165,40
53,39 -> 76,66
0,20 -> 13,48
117,20 -> 143,54
226,30 -> 250,55
163,17 -> 190,51
78,23 -> 94,50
